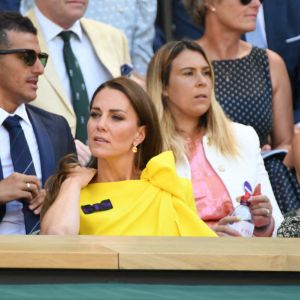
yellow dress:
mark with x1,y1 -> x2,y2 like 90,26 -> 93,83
79,151 -> 217,237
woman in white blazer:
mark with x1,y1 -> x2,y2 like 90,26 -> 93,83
146,40 -> 283,237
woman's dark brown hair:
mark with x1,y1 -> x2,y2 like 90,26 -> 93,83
41,77 -> 163,219
88,76 -> 163,170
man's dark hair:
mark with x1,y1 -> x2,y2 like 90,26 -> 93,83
0,11 -> 37,47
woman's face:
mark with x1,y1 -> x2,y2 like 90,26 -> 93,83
87,87 -> 145,161
163,49 -> 213,122
209,0 -> 261,33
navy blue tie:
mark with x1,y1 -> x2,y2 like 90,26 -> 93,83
3,115 -> 40,234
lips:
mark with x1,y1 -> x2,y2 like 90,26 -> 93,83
27,78 -> 38,89
66,0 -> 86,5
94,137 -> 109,143
194,94 -> 207,99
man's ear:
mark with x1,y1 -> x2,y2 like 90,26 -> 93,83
134,125 -> 146,146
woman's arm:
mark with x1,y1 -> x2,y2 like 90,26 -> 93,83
251,126 -> 284,236
40,167 -> 96,235
267,49 -> 294,150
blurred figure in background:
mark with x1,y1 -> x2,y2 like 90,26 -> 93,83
20,0 -> 156,75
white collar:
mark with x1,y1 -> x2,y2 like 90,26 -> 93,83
0,104 -> 31,127
34,5 -> 83,42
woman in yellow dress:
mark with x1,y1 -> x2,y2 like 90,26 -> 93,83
40,77 -> 216,237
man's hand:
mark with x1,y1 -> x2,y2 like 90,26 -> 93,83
0,172 -> 40,204
75,139 -> 91,166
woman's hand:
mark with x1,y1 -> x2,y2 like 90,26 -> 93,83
249,185 -> 274,236
28,189 -> 46,215
66,166 -> 97,189
212,216 -> 242,237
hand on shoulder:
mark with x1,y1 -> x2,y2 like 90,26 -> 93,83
64,166 -> 97,189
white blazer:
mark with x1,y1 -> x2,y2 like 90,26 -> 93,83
177,122 -> 283,236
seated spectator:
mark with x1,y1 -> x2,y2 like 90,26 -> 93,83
0,12 -> 75,234
146,40 -> 283,237
40,77 -> 216,237
183,0 -> 300,212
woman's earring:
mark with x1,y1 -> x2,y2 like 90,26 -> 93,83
132,145 -> 138,153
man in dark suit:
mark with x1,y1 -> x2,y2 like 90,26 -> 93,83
262,0 -> 300,123
0,12 -> 76,234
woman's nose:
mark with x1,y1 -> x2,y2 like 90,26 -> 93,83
96,116 -> 107,130
195,73 -> 207,86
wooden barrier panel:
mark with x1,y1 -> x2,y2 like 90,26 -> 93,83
93,236 -> 300,271
1,236 -> 300,271
0,235 -> 118,270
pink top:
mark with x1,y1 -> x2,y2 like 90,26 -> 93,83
187,139 -> 233,228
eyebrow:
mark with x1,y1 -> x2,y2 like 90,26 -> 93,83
180,65 -> 210,71
91,107 -> 127,113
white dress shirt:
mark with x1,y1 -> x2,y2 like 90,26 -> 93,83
0,104 -> 41,234
34,5 -> 112,104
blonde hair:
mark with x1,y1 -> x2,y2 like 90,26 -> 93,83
146,40 -> 239,160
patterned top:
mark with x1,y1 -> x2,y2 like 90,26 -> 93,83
212,47 -> 273,146
187,139 -> 233,228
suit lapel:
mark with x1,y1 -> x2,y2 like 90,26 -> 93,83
26,106 -> 56,187
27,9 -> 74,116
0,158 -> 5,219
0,159 -> 3,180
81,18 -> 122,77
202,136 -> 246,207
263,0 -> 285,49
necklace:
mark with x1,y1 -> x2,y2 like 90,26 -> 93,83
212,60 -> 234,83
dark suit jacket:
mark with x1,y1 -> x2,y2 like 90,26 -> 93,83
263,0 -> 300,123
0,104 -> 76,228
0,0 -> 21,11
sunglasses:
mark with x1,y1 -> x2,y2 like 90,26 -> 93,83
0,48 -> 48,67
240,0 -> 263,5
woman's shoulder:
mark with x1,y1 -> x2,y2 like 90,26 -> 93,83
231,122 -> 257,137
230,122 -> 260,148
141,151 -> 177,178
141,151 -> 192,197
